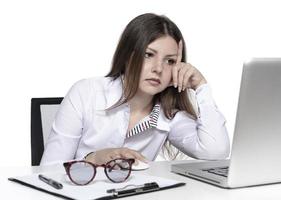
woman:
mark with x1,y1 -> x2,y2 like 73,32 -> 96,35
40,13 -> 230,166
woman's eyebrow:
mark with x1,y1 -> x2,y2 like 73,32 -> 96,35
147,47 -> 177,57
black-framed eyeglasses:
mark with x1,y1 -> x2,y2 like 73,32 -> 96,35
63,158 -> 135,185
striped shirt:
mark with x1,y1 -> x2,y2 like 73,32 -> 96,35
126,104 -> 160,138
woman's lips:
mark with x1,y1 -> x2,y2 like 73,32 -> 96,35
146,78 -> 161,86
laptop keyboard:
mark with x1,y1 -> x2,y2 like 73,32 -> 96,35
202,166 -> 229,177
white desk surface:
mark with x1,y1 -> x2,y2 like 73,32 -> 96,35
1,160 -> 281,200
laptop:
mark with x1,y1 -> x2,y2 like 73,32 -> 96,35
171,58 -> 281,188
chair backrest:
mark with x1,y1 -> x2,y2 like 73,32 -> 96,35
31,97 -> 63,166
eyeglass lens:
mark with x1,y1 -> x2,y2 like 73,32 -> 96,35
69,162 -> 95,185
105,159 -> 131,182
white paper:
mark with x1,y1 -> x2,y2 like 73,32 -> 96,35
11,169 -> 182,200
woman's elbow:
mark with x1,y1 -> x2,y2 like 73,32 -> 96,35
193,141 -> 230,160
208,143 -> 230,160
199,129 -> 231,160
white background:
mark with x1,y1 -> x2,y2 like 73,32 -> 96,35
0,0 -> 280,166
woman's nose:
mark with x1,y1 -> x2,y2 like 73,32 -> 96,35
152,59 -> 163,73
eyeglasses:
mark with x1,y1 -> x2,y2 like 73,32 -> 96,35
63,158 -> 135,185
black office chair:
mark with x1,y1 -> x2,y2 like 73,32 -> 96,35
31,97 -> 63,166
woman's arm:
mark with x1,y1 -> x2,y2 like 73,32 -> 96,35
168,84 -> 230,160
40,79 -> 88,165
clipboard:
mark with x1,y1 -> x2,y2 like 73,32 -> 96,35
8,170 -> 185,200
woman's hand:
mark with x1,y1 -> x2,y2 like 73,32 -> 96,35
85,147 -> 147,165
172,40 -> 207,92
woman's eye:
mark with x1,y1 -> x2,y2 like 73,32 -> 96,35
145,52 -> 153,58
166,59 -> 176,65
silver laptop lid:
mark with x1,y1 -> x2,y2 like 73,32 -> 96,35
228,58 -> 281,187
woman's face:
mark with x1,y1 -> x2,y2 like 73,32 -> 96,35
138,35 -> 178,96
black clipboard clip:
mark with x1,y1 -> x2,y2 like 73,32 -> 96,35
106,182 -> 159,197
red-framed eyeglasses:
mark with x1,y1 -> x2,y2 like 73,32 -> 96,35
63,158 -> 135,185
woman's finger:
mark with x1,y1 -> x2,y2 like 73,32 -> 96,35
177,64 -> 188,92
182,68 -> 194,91
173,40 -> 183,88
109,152 -> 121,160
122,149 -> 147,162
176,40 -> 183,64
131,151 -> 147,162
172,64 -> 179,88
120,149 -> 137,159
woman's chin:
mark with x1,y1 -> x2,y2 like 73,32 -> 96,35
140,87 -> 163,96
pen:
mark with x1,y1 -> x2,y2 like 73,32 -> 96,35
38,174 -> 63,189
107,182 -> 159,197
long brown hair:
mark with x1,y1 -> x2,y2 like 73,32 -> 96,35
106,13 -> 197,160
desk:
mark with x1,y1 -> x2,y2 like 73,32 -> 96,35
1,160 -> 281,200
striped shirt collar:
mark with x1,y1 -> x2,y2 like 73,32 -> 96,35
126,104 -> 161,138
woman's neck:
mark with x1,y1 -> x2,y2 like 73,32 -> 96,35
129,92 -> 153,114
